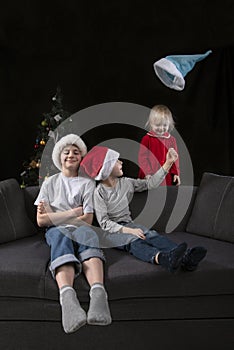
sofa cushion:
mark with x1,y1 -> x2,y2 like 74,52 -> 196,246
103,232 -> 234,321
0,233 -> 50,299
0,178 -> 37,243
186,172 -> 234,243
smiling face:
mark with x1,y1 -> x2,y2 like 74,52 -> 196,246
60,144 -> 82,175
146,105 -> 174,135
150,118 -> 170,136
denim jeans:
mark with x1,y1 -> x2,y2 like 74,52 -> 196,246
45,225 -> 105,278
117,222 -> 177,264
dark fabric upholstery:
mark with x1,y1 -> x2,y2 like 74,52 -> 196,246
0,183 -> 231,308
0,179 -> 234,350
23,185 -> 40,226
0,233 -> 50,299
186,172 -> 234,243
0,179 -> 37,243
130,185 -> 197,232
1,319 -> 234,350
1,230 -> 233,322
104,232 -> 234,301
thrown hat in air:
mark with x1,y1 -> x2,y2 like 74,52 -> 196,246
153,50 -> 212,91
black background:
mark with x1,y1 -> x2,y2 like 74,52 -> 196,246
1,0 -> 234,185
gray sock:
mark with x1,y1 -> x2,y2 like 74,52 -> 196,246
87,283 -> 112,326
59,286 -> 86,333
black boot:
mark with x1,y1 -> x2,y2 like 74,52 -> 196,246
181,246 -> 207,271
158,242 -> 187,273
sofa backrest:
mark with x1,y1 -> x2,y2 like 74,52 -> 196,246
26,183 -> 197,234
23,186 -> 40,226
0,179 -> 37,243
129,185 -> 197,233
186,172 -> 234,243
22,172 -> 234,244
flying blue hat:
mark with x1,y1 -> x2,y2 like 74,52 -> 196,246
153,50 -> 212,91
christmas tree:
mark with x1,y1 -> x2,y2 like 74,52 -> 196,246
20,87 -> 71,187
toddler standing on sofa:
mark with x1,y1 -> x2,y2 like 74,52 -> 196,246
34,134 -> 111,334
80,145 -> 207,272
138,104 -> 181,186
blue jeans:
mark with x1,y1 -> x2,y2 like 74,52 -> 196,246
45,225 -> 105,278
118,222 -> 177,264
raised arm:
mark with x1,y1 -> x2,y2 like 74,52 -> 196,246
147,147 -> 178,189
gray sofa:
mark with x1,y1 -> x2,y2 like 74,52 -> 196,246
0,172 -> 234,350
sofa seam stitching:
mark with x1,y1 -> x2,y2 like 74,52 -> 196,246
213,178 -> 232,232
0,188 -> 17,240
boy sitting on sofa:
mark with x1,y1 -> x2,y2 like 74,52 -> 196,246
80,145 -> 207,273
34,134 -> 111,334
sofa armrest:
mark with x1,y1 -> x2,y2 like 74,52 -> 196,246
23,186 -> 40,227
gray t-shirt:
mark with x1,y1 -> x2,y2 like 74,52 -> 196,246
34,172 -> 96,214
94,167 -> 166,233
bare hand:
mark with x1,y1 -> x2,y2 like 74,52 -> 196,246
37,201 -> 52,214
166,148 -> 178,164
124,227 -> 146,240
72,206 -> 83,217
173,175 -> 181,186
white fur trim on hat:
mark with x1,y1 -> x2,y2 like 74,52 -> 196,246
153,50 -> 212,91
52,134 -> 87,171
95,148 -> 120,181
153,58 -> 185,91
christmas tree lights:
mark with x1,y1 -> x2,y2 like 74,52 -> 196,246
20,87 -> 71,187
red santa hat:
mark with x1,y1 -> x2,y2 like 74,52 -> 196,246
52,133 -> 87,171
80,145 -> 120,180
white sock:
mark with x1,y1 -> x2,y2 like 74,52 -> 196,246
59,285 -> 86,333
87,283 -> 112,326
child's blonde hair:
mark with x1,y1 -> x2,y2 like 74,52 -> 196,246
145,105 -> 175,132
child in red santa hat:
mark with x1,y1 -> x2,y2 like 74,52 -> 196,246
80,145 -> 207,273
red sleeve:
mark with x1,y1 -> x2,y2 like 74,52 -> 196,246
170,137 -> 180,175
138,135 -> 153,177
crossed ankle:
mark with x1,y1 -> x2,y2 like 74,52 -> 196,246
157,243 -> 187,273
182,246 -> 207,271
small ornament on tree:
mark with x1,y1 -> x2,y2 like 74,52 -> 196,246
20,87 -> 71,187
